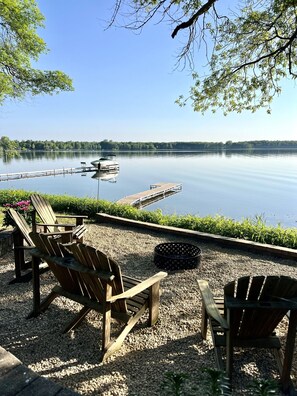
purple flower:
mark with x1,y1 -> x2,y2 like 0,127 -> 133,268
3,200 -> 31,211
2,200 -> 32,228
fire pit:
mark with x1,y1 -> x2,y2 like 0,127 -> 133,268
154,242 -> 201,271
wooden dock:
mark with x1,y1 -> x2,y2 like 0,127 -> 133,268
116,183 -> 182,207
0,345 -> 80,395
0,166 -> 97,181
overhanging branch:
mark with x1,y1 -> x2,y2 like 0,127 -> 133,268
171,0 -> 217,38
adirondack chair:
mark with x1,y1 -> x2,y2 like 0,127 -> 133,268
28,232 -> 168,362
7,208 -> 73,283
30,194 -> 87,242
198,276 -> 297,394
7,207 -> 36,282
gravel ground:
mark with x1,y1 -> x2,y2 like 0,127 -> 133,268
1,223 -> 297,395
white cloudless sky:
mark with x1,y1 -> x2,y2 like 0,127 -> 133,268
0,0 -> 296,143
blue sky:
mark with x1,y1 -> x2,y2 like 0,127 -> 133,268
0,0 -> 296,143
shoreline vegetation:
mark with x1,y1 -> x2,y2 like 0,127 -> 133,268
1,137 -> 297,153
0,189 -> 296,249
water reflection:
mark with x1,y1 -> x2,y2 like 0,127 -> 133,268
91,170 -> 119,200
0,151 -> 21,163
91,170 -> 119,182
1,148 -> 297,162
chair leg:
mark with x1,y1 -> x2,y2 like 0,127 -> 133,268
280,310 -> 297,393
9,266 -> 33,284
149,282 -> 160,326
100,304 -> 147,362
226,309 -> 233,380
63,306 -> 92,333
226,331 -> 233,379
31,256 -> 41,316
101,284 -> 112,361
12,231 -> 25,281
27,291 -> 58,319
201,302 -> 208,339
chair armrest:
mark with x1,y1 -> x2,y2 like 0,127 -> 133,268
106,271 -> 168,303
40,230 -> 74,236
29,230 -> 73,240
197,279 -> 229,330
14,245 -> 33,250
56,215 -> 88,219
36,222 -> 76,228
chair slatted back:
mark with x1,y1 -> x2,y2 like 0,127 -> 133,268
8,208 -> 34,246
67,243 -> 127,313
224,275 -> 297,339
239,276 -> 265,335
29,232 -> 79,294
29,233 -> 127,313
31,194 -> 59,233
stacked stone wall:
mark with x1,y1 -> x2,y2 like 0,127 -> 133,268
0,230 -> 13,257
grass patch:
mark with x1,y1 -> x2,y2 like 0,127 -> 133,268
0,189 -> 296,249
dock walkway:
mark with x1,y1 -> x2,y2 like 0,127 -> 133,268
116,182 -> 182,207
0,167 -> 96,182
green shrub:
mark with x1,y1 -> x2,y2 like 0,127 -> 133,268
160,369 -> 278,395
160,372 -> 190,395
0,189 -> 296,249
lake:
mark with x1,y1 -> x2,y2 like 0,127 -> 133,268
0,150 -> 296,228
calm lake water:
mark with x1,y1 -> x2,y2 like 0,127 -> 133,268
0,150 -> 296,228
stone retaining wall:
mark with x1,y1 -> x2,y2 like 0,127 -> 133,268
96,213 -> 297,260
0,230 -> 13,257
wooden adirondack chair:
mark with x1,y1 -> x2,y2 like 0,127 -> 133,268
7,208 -> 74,283
7,207 -> 36,282
28,232 -> 167,362
198,276 -> 297,394
30,194 -> 87,242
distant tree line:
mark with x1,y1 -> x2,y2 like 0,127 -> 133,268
1,136 -> 297,152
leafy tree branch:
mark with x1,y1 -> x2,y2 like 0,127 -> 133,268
0,0 -> 73,105
111,0 -> 297,114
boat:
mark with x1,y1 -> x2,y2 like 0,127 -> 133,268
91,156 -> 119,171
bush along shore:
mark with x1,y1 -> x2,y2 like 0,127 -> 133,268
0,189 -> 296,249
